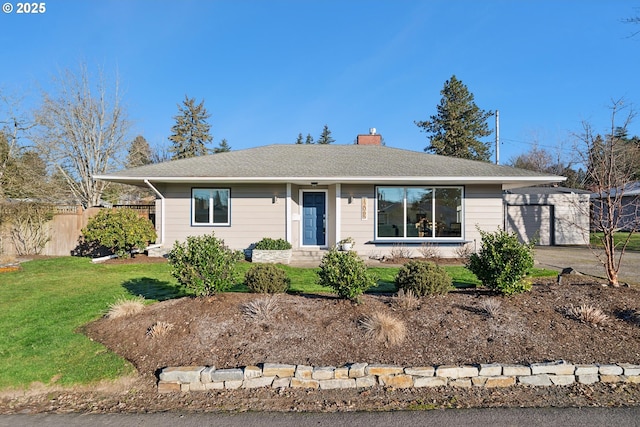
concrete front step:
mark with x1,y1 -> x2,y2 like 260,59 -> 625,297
290,250 -> 327,262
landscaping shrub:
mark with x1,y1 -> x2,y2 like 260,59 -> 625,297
82,208 -> 157,258
168,232 -> 243,296
254,237 -> 292,250
0,201 -> 55,256
395,260 -> 452,296
466,228 -> 534,296
317,249 -> 377,301
244,264 -> 291,293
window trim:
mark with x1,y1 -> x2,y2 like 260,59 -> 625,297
191,187 -> 231,226
375,185 -> 464,241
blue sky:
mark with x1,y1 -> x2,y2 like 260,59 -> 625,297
1,0 -> 639,165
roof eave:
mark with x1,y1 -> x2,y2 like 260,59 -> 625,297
94,174 -> 565,187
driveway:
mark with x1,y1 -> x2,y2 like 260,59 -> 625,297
534,246 -> 640,285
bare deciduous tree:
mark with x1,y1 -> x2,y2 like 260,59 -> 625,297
575,99 -> 639,287
0,91 -> 35,199
35,65 -> 130,207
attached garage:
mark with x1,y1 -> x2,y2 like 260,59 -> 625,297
504,187 -> 590,246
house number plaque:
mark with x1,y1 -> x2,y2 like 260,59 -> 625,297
361,197 -> 368,220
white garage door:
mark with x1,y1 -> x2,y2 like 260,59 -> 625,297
506,205 -> 551,246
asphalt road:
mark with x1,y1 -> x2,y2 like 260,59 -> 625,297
534,246 -> 640,285
2,407 -> 640,427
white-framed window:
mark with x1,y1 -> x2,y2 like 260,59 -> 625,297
191,188 -> 230,226
376,186 -> 463,239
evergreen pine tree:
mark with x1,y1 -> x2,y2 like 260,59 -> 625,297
126,135 -> 153,168
415,75 -> 493,162
213,138 -> 231,153
305,134 -> 314,144
168,96 -> 212,159
317,124 -> 335,144
295,133 -> 304,144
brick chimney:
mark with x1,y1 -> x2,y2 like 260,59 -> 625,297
356,128 -> 381,145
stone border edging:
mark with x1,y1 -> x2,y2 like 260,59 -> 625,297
157,361 -> 640,393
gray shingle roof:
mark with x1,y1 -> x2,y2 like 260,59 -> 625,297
96,144 -> 564,187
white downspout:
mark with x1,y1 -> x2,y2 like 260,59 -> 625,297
335,183 -> 341,246
144,179 -> 165,246
286,183 -> 292,244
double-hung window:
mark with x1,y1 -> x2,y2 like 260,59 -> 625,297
376,186 -> 463,239
192,188 -> 230,225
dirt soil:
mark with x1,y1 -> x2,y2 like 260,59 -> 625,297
3,256 -> 640,414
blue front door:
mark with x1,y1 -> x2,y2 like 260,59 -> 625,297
302,192 -> 326,246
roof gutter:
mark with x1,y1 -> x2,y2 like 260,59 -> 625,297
144,179 -> 165,246
97,175 -> 566,186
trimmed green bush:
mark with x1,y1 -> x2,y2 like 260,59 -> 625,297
168,232 -> 243,296
245,264 -> 291,293
395,260 -> 452,296
82,208 -> 157,258
254,237 -> 292,250
467,228 -> 535,296
317,249 -> 377,301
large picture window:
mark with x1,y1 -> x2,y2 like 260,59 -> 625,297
192,188 -> 230,225
376,186 -> 462,239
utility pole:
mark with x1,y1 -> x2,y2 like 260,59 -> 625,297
495,110 -> 500,165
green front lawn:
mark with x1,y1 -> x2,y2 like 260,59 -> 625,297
0,257 -> 556,389
590,232 -> 640,252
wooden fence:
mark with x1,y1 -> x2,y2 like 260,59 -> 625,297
1,204 -> 155,257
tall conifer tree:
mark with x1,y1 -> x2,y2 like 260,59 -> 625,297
126,135 -> 153,168
213,138 -> 231,153
168,96 -> 212,159
415,75 -> 493,162
317,124 -> 335,144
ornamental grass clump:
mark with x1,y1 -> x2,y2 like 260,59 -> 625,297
395,260 -> 452,296
242,296 -> 280,323
467,228 -> 534,296
244,264 -> 290,293
478,298 -> 502,318
106,296 -> 145,319
146,321 -> 174,338
566,304 -> 609,326
168,232 -> 243,296
359,312 -> 407,347
317,249 -> 377,302
393,288 -> 420,311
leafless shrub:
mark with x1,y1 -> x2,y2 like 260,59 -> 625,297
242,296 -> 280,323
389,244 -> 412,261
106,296 -> 145,319
393,288 -> 420,310
566,304 -> 609,326
146,321 -> 174,338
418,243 -> 441,260
478,298 -> 502,318
454,243 -> 474,260
359,312 -> 406,347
